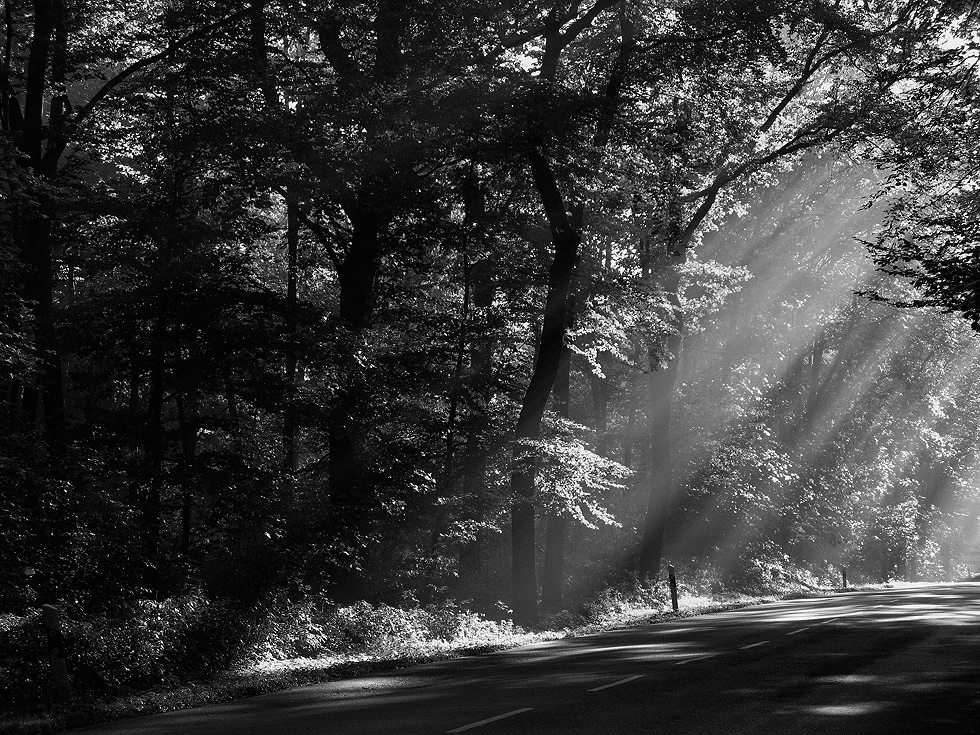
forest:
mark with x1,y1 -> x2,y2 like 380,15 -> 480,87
4,0 -> 980,719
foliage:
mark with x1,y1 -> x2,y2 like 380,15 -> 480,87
861,8 -> 980,324
254,596 -> 529,661
0,592 -> 248,707
574,577 -> 670,625
0,593 -> 533,714
525,421 -> 632,529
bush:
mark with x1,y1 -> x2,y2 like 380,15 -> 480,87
578,577 -> 669,625
65,592 -> 249,692
0,612 -> 47,708
715,542 -> 791,595
0,593 -> 549,715
0,592 -> 253,706
251,594 -> 342,660
249,595 -> 524,662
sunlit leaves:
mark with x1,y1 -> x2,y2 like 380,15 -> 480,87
860,5 -> 980,324
678,256 -> 751,334
516,419 -> 632,530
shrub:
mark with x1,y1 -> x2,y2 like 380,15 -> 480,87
64,592 -> 247,692
248,596 -> 527,662
715,542 -> 791,595
252,594 -> 340,661
0,612 -> 47,708
0,592 -> 253,706
578,577 -> 669,625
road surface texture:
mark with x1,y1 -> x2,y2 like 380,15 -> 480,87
67,583 -> 980,734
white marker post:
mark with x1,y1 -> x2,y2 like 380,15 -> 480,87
42,604 -> 70,700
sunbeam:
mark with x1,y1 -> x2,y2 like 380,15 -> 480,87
661,157 -> 980,587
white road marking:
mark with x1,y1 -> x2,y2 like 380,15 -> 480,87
588,675 -> 644,692
447,709 -> 534,733
740,640 -> 769,649
787,627 -> 811,635
674,653 -> 719,665
816,616 -> 841,625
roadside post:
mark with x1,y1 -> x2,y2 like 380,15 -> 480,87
668,564 -> 679,612
42,604 -> 70,700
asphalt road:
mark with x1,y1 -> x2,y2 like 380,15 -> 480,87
67,583 -> 980,735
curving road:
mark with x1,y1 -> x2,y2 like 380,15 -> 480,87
68,583 -> 980,735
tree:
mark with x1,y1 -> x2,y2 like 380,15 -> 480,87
862,6 -> 980,325
3,0 -> 977,632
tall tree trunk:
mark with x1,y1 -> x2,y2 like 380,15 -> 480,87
226,386 -> 244,456
142,313 -> 167,595
582,2 -> 632,463
36,3 -> 71,448
328,207 -> 382,503
3,382 -> 19,431
427,252 -> 472,574
21,217 -> 65,452
805,330 -> 826,418
508,1 -> 629,625
16,388 -> 41,431
541,345 -> 571,611
458,257 -> 496,587
282,194 -> 300,472
636,331 -> 680,581
636,243 -> 684,581
249,0 -> 278,108
622,360 -> 640,467
16,0 -> 66,452
510,134 -> 582,626
540,512 -> 569,611
175,392 -> 198,560
315,1 -> 407,603
251,0 -> 299,473
590,366 -> 609,455
127,357 -> 141,506
22,0 -> 55,165
326,204 -> 385,603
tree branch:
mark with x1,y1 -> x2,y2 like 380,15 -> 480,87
594,0 -> 636,147
23,0 -> 55,163
526,129 -> 574,235
67,6 -> 251,136
374,0 -> 408,81
560,0 -> 620,45
758,27 -> 830,134
678,114 -> 852,248
680,4 -> 910,205
278,193 -> 344,271
312,14 -> 360,79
